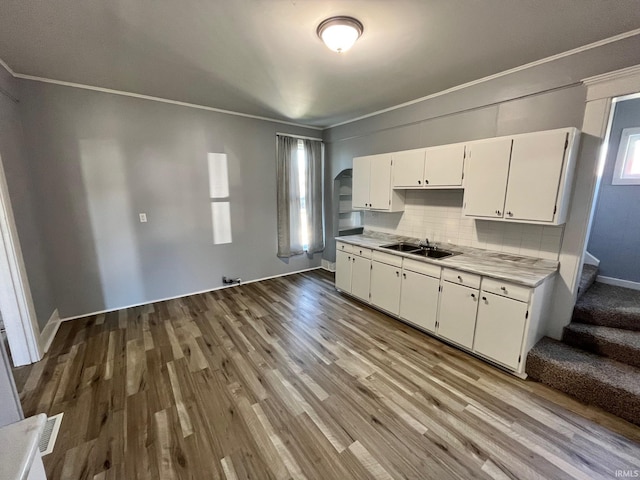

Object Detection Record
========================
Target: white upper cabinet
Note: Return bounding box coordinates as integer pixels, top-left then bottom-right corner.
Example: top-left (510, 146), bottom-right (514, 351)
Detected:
top-left (392, 149), bottom-right (426, 188)
top-left (352, 156), bottom-right (372, 209)
top-left (464, 127), bottom-right (579, 225)
top-left (463, 138), bottom-right (513, 219)
top-left (424, 143), bottom-right (465, 187)
top-left (504, 129), bottom-right (575, 223)
top-left (353, 154), bottom-right (405, 212)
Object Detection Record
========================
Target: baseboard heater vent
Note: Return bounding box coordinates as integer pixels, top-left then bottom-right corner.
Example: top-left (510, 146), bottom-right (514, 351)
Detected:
top-left (39, 412), bottom-right (63, 456)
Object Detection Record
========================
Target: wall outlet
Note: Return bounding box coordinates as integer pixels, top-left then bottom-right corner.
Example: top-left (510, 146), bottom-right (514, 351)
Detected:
top-left (139, 213), bottom-right (147, 223)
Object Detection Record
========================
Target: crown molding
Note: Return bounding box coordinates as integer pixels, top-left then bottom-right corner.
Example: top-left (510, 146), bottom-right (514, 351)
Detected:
top-left (326, 28), bottom-right (640, 129)
top-left (0, 57), bottom-right (16, 76)
top-left (582, 64), bottom-right (640, 102)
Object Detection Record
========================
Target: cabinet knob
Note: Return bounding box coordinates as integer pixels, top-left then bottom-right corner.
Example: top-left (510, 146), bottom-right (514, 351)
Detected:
top-left (352, 257), bottom-right (355, 263)
top-left (403, 273), bottom-right (406, 279)
top-left (347, 256), bottom-right (351, 260)
top-left (418, 180), bottom-right (421, 185)
top-left (500, 286), bottom-right (507, 291)
top-left (507, 211), bottom-right (513, 217)
top-left (457, 275), bottom-right (462, 281)
top-left (496, 210), bottom-right (501, 216)
top-left (470, 293), bottom-right (476, 299)
top-left (396, 271), bottom-right (400, 277)
top-left (482, 296), bottom-right (487, 302)
top-left (425, 179), bottom-right (429, 184)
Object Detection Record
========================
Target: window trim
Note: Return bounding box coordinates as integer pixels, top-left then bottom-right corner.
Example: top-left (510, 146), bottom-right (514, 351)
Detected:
top-left (612, 126), bottom-right (640, 185)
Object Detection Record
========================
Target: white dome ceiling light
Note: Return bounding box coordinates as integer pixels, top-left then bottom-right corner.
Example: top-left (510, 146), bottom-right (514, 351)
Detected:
top-left (317, 16), bottom-right (364, 53)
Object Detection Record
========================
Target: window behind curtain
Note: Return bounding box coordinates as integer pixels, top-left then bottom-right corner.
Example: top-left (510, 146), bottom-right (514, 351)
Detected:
top-left (276, 135), bottom-right (324, 258)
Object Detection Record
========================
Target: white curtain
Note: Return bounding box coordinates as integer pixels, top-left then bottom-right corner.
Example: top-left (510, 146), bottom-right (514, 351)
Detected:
top-left (276, 135), bottom-right (325, 258)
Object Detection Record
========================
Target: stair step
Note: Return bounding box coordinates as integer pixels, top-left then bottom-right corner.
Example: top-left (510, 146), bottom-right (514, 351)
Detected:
top-left (573, 282), bottom-right (640, 332)
top-left (577, 264), bottom-right (598, 300)
top-left (526, 337), bottom-right (640, 426)
top-left (563, 323), bottom-right (640, 369)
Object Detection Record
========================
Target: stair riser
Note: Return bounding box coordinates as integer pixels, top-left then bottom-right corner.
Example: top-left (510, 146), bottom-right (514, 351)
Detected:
top-left (562, 329), bottom-right (640, 369)
top-left (578, 265), bottom-right (599, 301)
top-left (526, 356), bottom-right (640, 426)
top-left (573, 308), bottom-right (640, 332)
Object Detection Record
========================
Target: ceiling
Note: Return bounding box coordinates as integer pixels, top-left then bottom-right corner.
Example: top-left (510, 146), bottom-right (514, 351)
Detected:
top-left (1, 1), bottom-right (640, 128)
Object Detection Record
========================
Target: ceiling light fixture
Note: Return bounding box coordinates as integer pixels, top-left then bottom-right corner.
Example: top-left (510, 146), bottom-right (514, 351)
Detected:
top-left (317, 16), bottom-right (363, 53)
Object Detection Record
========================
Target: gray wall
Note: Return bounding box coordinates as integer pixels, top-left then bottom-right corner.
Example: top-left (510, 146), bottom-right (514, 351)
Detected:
top-left (0, 69), bottom-right (55, 329)
top-left (18, 81), bottom-right (321, 319)
top-left (322, 34), bottom-right (640, 263)
top-left (587, 98), bottom-right (640, 282)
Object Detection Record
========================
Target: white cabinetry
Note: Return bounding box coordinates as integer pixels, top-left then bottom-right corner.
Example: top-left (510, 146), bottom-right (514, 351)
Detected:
top-left (424, 143), bottom-right (465, 187)
top-left (370, 252), bottom-right (402, 315)
top-left (335, 243), bottom-right (371, 301)
top-left (473, 291), bottom-right (528, 369)
top-left (391, 143), bottom-right (465, 189)
top-left (353, 154), bottom-right (404, 211)
top-left (437, 280), bottom-right (479, 349)
top-left (504, 129), bottom-right (575, 223)
top-left (392, 149), bottom-right (426, 188)
top-left (463, 138), bottom-right (512, 219)
top-left (399, 260), bottom-right (441, 333)
top-left (464, 128), bottom-right (579, 225)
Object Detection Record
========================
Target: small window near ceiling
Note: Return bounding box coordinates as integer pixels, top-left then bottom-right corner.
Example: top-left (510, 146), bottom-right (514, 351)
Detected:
top-left (613, 127), bottom-right (640, 185)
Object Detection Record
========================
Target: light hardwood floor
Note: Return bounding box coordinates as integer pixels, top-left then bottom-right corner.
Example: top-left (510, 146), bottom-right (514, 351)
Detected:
top-left (13, 270), bottom-right (640, 479)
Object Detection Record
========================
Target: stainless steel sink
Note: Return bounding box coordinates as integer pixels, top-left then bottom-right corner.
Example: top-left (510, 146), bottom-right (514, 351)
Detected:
top-left (410, 248), bottom-right (458, 259)
top-left (380, 242), bottom-right (421, 252)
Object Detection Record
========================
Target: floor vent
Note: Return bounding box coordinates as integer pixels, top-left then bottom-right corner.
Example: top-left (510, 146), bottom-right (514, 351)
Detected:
top-left (39, 412), bottom-right (63, 456)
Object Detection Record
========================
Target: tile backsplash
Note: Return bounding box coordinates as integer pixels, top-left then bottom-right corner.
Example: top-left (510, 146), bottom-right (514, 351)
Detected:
top-left (364, 190), bottom-right (563, 260)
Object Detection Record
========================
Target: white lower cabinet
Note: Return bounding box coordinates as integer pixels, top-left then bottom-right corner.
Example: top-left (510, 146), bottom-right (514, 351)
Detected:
top-left (437, 281), bottom-right (479, 349)
top-left (335, 250), bottom-right (352, 292)
top-left (370, 261), bottom-right (402, 316)
top-left (473, 291), bottom-right (528, 369)
top-left (351, 255), bottom-right (371, 302)
top-left (399, 269), bottom-right (440, 332)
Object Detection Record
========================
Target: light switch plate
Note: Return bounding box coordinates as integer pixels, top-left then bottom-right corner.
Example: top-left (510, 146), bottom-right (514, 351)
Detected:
top-left (139, 213), bottom-right (147, 223)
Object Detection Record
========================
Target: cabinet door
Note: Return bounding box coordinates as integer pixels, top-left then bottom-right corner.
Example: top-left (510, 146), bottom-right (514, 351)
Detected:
top-left (463, 138), bottom-right (512, 218)
top-left (504, 130), bottom-right (568, 222)
top-left (352, 156), bottom-right (370, 209)
top-left (335, 251), bottom-right (352, 293)
top-left (424, 143), bottom-right (465, 186)
top-left (399, 270), bottom-right (439, 332)
top-left (473, 291), bottom-right (528, 369)
top-left (369, 154), bottom-right (393, 210)
top-left (370, 261), bottom-right (402, 315)
top-left (351, 255), bottom-right (371, 302)
top-left (392, 149), bottom-right (425, 187)
top-left (437, 282), bottom-right (479, 348)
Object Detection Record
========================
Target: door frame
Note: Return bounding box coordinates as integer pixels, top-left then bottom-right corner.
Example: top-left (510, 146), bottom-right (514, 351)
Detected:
top-left (0, 153), bottom-right (42, 366)
top-left (545, 65), bottom-right (640, 339)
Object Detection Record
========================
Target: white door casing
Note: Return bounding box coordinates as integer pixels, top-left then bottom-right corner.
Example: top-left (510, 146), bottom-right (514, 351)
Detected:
top-left (0, 154), bottom-right (42, 366)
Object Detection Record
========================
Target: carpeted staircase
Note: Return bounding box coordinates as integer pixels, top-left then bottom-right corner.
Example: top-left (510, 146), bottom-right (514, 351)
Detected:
top-left (526, 264), bottom-right (640, 425)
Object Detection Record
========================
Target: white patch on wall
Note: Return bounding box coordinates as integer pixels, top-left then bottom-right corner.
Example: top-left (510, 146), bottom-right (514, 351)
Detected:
top-left (211, 202), bottom-right (232, 245)
top-left (207, 153), bottom-right (232, 244)
top-left (365, 190), bottom-right (563, 260)
top-left (208, 153), bottom-right (230, 198)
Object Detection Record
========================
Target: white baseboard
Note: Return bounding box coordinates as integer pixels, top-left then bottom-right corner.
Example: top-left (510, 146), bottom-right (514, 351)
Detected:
top-left (39, 309), bottom-right (60, 353)
top-left (583, 251), bottom-right (600, 267)
top-left (60, 266), bottom-right (322, 322)
top-left (321, 259), bottom-right (336, 272)
top-left (596, 275), bottom-right (640, 291)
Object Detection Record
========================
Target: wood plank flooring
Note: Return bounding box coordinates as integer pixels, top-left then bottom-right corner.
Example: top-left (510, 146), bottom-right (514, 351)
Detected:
top-left (13, 270), bottom-right (640, 479)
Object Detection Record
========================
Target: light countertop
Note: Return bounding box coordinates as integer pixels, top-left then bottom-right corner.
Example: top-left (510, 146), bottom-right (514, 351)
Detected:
top-left (336, 232), bottom-right (558, 288)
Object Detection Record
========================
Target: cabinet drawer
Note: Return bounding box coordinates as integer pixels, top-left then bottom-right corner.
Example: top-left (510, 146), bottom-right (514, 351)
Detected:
top-left (481, 278), bottom-right (530, 302)
top-left (442, 268), bottom-right (481, 289)
top-left (353, 246), bottom-right (372, 259)
top-left (336, 242), bottom-right (353, 254)
top-left (402, 258), bottom-right (441, 278)
top-left (372, 250), bottom-right (403, 267)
